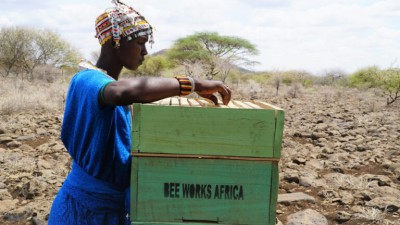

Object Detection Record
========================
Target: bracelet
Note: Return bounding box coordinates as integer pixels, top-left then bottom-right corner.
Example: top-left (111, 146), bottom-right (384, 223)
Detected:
top-left (187, 76), bottom-right (196, 93)
top-left (174, 76), bottom-right (195, 96)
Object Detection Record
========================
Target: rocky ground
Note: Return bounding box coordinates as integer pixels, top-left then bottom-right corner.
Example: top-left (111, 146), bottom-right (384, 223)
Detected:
top-left (0, 86), bottom-right (399, 225)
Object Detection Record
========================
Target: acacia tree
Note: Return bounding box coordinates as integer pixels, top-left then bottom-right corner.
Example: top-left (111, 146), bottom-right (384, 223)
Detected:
top-left (379, 68), bottom-right (400, 105)
top-left (167, 32), bottom-right (258, 80)
top-left (125, 55), bottom-right (173, 77)
top-left (0, 26), bottom-right (80, 80)
top-left (0, 27), bottom-right (31, 78)
top-left (349, 66), bottom-right (400, 106)
top-left (23, 29), bottom-right (80, 80)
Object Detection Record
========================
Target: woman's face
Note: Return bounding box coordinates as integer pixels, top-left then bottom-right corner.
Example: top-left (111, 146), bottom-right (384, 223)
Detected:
top-left (117, 35), bottom-right (148, 70)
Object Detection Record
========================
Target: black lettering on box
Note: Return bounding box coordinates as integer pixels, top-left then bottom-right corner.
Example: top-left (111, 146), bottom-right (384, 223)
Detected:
top-left (164, 183), bottom-right (169, 198)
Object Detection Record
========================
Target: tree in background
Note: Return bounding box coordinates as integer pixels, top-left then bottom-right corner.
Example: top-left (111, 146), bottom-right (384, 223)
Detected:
top-left (123, 55), bottom-right (173, 77)
top-left (349, 66), bottom-right (400, 105)
top-left (379, 68), bottom-right (400, 105)
top-left (0, 27), bottom-right (31, 78)
top-left (349, 66), bottom-right (380, 88)
top-left (319, 69), bottom-right (348, 86)
top-left (0, 26), bottom-right (80, 80)
top-left (167, 32), bottom-right (258, 81)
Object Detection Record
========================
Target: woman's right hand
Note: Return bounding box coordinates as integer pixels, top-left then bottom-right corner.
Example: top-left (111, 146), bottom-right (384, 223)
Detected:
top-left (193, 79), bottom-right (232, 105)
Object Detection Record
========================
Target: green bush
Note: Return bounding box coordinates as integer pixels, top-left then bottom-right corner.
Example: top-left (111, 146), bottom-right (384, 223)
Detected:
top-left (379, 68), bottom-right (400, 105)
top-left (349, 66), bottom-right (380, 88)
top-left (123, 55), bottom-right (174, 77)
top-left (348, 66), bottom-right (400, 105)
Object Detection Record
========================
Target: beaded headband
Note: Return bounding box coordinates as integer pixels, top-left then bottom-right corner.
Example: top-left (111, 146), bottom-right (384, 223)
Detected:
top-left (95, 0), bottom-right (154, 48)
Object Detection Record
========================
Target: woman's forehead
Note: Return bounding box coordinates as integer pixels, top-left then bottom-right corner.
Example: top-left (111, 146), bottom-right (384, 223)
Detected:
top-left (137, 36), bottom-right (149, 42)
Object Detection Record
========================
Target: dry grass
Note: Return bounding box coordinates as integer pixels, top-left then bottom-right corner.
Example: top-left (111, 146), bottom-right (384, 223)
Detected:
top-left (356, 207), bottom-right (385, 221)
top-left (326, 174), bottom-right (372, 190)
top-left (0, 78), bottom-right (68, 115)
top-left (0, 151), bottom-right (37, 174)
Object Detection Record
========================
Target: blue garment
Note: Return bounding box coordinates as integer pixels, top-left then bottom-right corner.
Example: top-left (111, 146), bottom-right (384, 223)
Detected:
top-left (49, 70), bottom-right (132, 225)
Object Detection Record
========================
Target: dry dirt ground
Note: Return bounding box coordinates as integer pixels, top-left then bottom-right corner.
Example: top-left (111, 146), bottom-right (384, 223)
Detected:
top-left (0, 86), bottom-right (399, 225)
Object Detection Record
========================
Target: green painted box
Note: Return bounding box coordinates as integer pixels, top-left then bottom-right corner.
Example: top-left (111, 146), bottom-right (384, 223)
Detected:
top-left (131, 98), bottom-right (284, 225)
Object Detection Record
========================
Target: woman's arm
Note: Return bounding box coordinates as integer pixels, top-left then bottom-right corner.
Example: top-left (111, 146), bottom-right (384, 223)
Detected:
top-left (100, 77), bottom-right (231, 106)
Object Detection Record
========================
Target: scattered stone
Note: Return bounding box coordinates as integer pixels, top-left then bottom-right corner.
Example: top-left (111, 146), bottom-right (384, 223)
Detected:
top-left (3, 204), bottom-right (34, 222)
top-left (283, 170), bottom-right (300, 184)
top-left (0, 189), bottom-right (13, 200)
top-left (286, 209), bottom-right (328, 225)
top-left (35, 128), bottom-right (48, 135)
top-left (278, 192), bottom-right (316, 204)
top-left (0, 199), bottom-right (19, 213)
top-left (293, 158), bottom-right (307, 165)
top-left (299, 176), bottom-right (326, 188)
top-left (32, 217), bottom-right (46, 225)
top-left (16, 134), bottom-right (36, 141)
top-left (0, 136), bottom-right (13, 144)
top-left (52, 144), bottom-right (65, 151)
top-left (6, 140), bottom-right (22, 148)
top-left (363, 174), bottom-right (392, 187)
top-left (37, 159), bottom-right (52, 170)
top-left (338, 191), bottom-right (354, 205)
top-left (312, 132), bottom-right (328, 140)
top-left (335, 211), bottom-right (352, 223)
top-left (366, 197), bottom-right (400, 212)
top-left (318, 189), bottom-right (339, 199)
top-left (306, 159), bottom-right (324, 170)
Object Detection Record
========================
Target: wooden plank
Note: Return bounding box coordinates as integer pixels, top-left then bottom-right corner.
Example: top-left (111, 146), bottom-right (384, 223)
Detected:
top-left (187, 98), bottom-right (201, 107)
top-left (130, 158), bottom-right (139, 221)
top-left (131, 105), bottom-right (141, 152)
top-left (132, 223), bottom-right (208, 225)
top-left (233, 100), bottom-right (253, 109)
top-left (196, 99), bottom-right (214, 107)
top-left (227, 101), bottom-right (239, 108)
top-left (135, 105), bottom-right (277, 158)
top-left (132, 153), bottom-right (280, 162)
top-left (254, 100), bottom-right (283, 110)
top-left (218, 104), bottom-right (228, 108)
top-left (244, 101), bottom-right (263, 109)
top-left (133, 157), bottom-right (273, 224)
top-left (180, 98), bottom-right (190, 107)
top-left (150, 100), bottom-right (162, 105)
top-left (159, 98), bottom-right (171, 106)
top-left (217, 98), bottom-right (228, 108)
top-left (170, 97), bottom-right (180, 106)
top-left (273, 110), bottom-right (284, 158)
top-left (269, 162), bottom-right (279, 225)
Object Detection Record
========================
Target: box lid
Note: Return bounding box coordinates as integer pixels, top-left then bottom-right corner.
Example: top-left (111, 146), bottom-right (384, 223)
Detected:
top-left (131, 97), bottom-right (284, 158)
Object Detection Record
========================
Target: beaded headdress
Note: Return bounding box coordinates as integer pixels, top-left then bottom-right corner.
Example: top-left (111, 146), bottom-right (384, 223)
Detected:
top-left (95, 0), bottom-right (154, 48)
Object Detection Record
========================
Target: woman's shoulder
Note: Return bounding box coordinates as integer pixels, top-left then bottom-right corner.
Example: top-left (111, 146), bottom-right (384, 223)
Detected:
top-left (71, 69), bottom-right (111, 85)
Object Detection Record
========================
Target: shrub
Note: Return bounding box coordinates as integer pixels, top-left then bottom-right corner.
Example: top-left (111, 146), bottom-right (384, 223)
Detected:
top-left (349, 66), bottom-right (380, 88)
top-left (379, 68), bottom-right (400, 105)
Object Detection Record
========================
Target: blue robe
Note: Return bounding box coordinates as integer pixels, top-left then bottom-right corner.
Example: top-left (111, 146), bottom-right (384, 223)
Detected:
top-left (49, 70), bottom-right (132, 225)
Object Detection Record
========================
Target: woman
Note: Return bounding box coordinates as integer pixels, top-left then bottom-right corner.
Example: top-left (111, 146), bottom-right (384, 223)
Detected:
top-left (48, 1), bottom-right (231, 224)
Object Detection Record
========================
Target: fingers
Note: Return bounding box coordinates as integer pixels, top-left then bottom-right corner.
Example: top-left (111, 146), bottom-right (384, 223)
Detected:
top-left (208, 95), bottom-right (219, 105)
top-left (219, 84), bottom-right (232, 105)
top-left (194, 79), bottom-right (232, 105)
top-left (199, 93), bottom-right (218, 105)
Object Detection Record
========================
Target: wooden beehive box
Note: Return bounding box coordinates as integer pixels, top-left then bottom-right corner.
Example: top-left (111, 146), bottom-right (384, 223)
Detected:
top-left (130, 97), bottom-right (284, 225)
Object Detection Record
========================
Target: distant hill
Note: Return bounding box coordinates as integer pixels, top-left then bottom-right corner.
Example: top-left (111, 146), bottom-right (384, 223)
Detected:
top-left (151, 49), bottom-right (168, 56)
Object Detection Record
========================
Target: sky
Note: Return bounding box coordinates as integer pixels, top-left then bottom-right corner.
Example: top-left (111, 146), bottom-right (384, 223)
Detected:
top-left (1, 0), bottom-right (400, 74)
